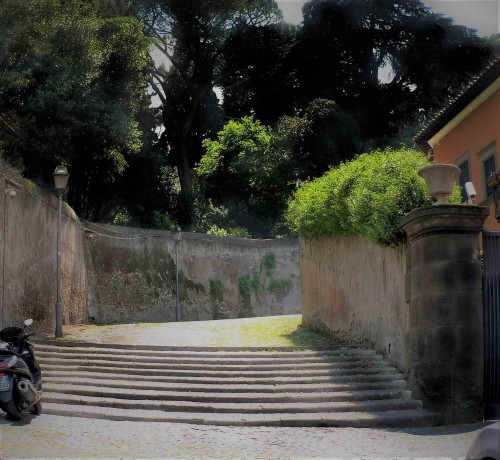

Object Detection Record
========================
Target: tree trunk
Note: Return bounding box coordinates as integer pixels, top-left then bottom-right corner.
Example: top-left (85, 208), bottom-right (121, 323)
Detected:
top-left (176, 145), bottom-right (195, 228)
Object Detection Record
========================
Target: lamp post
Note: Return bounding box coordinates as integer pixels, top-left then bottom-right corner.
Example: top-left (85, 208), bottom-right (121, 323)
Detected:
top-left (53, 165), bottom-right (69, 338)
top-left (487, 171), bottom-right (500, 223)
top-left (172, 227), bottom-right (181, 322)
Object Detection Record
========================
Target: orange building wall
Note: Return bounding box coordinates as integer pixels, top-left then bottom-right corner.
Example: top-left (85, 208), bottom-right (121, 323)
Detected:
top-left (432, 88), bottom-right (500, 231)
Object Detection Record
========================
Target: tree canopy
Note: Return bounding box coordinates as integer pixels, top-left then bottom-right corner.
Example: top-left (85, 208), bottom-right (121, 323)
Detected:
top-left (196, 100), bottom-right (362, 237)
top-left (0, 0), bottom-right (150, 220)
top-left (0, 0), bottom-right (495, 233)
top-left (131, 0), bottom-right (282, 227)
top-left (290, 0), bottom-right (493, 141)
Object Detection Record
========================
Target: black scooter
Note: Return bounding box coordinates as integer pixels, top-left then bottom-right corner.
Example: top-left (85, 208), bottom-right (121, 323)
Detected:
top-left (0, 318), bottom-right (42, 420)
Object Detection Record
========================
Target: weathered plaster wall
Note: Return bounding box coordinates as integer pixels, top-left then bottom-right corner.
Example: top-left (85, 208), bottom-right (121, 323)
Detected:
top-left (0, 172), bottom-right (87, 330)
top-left (85, 224), bottom-right (301, 324)
top-left (0, 164), bottom-right (300, 328)
top-left (300, 235), bottom-right (408, 368)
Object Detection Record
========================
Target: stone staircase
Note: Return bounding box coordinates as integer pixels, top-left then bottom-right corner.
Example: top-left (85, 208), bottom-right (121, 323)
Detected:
top-left (36, 342), bottom-right (440, 427)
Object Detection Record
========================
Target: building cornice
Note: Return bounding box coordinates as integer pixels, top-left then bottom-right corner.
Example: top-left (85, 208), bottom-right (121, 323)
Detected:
top-left (428, 79), bottom-right (499, 149)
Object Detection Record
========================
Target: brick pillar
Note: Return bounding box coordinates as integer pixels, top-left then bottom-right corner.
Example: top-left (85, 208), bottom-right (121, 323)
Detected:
top-left (401, 205), bottom-right (489, 424)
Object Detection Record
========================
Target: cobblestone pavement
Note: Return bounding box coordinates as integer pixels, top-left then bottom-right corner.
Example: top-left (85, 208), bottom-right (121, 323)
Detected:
top-left (0, 413), bottom-right (488, 459)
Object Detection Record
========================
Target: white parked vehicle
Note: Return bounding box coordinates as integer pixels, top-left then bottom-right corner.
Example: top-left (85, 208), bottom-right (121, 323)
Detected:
top-left (467, 422), bottom-right (500, 460)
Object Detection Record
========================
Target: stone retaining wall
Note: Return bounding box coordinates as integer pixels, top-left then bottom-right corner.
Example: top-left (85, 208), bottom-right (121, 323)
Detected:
top-left (85, 224), bottom-right (301, 324)
top-left (300, 235), bottom-right (408, 369)
top-left (0, 165), bottom-right (300, 328)
top-left (0, 172), bottom-right (87, 330)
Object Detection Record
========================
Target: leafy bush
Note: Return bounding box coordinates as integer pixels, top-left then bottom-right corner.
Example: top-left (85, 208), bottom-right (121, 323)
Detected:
top-left (268, 278), bottom-right (293, 296)
top-left (207, 225), bottom-right (251, 238)
top-left (238, 274), bottom-right (261, 297)
top-left (287, 147), bottom-right (461, 246)
top-left (209, 279), bottom-right (225, 303)
top-left (262, 251), bottom-right (276, 271)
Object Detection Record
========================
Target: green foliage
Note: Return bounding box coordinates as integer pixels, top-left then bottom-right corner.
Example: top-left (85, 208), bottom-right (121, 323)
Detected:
top-left (238, 273), bottom-right (261, 297)
top-left (151, 211), bottom-right (177, 231)
top-left (197, 115), bottom-right (290, 236)
top-left (267, 278), bottom-right (293, 296)
top-left (0, 0), bottom-right (150, 220)
top-left (113, 211), bottom-right (133, 227)
top-left (197, 102), bottom-right (363, 237)
top-left (207, 225), bottom-right (229, 236)
top-left (209, 279), bottom-right (225, 303)
top-left (293, 0), bottom-right (493, 143)
top-left (262, 252), bottom-right (276, 271)
top-left (221, 23), bottom-right (298, 125)
top-left (274, 99), bottom-right (362, 178)
top-left (238, 250), bottom-right (294, 299)
top-left (207, 225), bottom-right (251, 238)
top-left (287, 147), bottom-right (463, 246)
top-left (133, 0), bottom-right (282, 227)
top-left (176, 269), bottom-right (206, 301)
top-left (450, 183), bottom-right (464, 205)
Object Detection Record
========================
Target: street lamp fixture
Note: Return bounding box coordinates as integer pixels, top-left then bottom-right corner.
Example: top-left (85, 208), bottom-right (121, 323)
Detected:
top-left (172, 227), bottom-right (181, 322)
top-left (487, 171), bottom-right (500, 223)
top-left (53, 165), bottom-right (70, 191)
top-left (53, 165), bottom-right (69, 338)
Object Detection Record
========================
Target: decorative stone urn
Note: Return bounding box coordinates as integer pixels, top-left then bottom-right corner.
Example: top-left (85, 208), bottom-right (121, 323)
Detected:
top-left (418, 164), bottom-right (460, 205)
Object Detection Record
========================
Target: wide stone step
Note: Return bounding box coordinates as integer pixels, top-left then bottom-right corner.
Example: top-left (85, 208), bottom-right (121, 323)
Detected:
top-left (36, 350), bottom-right (383, 365)
top-left (36, 342), bottom-right (439, 428)
top-left (37, 356), bottom-right (386, 371)
top-left (42, 375), bottom-right (408, 393)
top-left (39, 363), bottom-right (398, 378)
top-left (43, 383), bottom-right (412, 403)
top-left (42, 402), bottom-right (440, 427)
top-left (43, 391), bottom-right (423, 414)
top-left (37, 343), bottom-right (377, 358)
top-left (41, 369), bottom-right (405, 385)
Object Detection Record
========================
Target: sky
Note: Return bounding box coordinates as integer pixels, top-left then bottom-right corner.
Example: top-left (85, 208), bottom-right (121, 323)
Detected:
top-left (278, 0), bottom-right (500, 37)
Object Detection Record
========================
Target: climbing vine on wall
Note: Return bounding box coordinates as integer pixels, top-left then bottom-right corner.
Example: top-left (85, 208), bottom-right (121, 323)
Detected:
top-left (238, 251), bottom-right (294, 300)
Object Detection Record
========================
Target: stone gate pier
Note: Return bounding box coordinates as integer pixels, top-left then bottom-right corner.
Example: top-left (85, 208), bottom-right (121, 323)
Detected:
top-left (402, 205), bottom-right (489, 424)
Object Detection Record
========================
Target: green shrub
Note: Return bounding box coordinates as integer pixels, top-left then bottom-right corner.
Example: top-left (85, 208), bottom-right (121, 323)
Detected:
top-left (268, 278), bottom-right (293, 296)
top-left (262, 251), bottom-right (276, 271)
top-left (207, 225), bottom-right (251, 238)
top-left (209, 279), bottom-right (225, 302)
top-left (287, 147), bottom-right (461, 246)
top-left (238, 274), bottom-right (261, 297)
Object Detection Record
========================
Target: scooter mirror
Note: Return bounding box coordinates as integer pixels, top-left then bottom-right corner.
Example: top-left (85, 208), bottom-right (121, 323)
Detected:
top-left (24, 319), bottom-right (33, 327)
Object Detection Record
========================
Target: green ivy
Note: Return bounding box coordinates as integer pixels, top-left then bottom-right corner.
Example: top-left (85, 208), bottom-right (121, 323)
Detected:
top-left (268, 278), bottom-right (293, 296)
top-left (262, 251), bottom-right (276, 271)
top-left (209, 279), bottom-right (225, 302)
top-left (238, 274), bottom-right (261, 297)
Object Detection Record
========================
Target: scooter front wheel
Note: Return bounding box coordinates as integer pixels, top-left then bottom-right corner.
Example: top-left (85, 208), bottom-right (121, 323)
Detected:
top-left (3, 399), bottom-right (21, 421)
top-left (29, 401), bottom-right (42, 415)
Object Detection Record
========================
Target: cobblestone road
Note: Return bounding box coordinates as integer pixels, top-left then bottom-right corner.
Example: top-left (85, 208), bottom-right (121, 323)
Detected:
top-left (0, 413), bottom-right (487, 459)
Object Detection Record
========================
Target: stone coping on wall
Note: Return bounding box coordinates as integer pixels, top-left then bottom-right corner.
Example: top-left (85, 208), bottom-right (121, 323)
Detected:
top-left (84, 222), bottom-right (298, 247)
top-left (401, 205), bottom-right (490, 241)
top-left (0, 167), bottom-right (79, 223)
